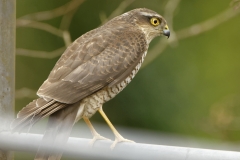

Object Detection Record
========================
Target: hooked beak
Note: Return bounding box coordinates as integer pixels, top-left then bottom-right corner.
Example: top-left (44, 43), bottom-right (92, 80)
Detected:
top-left (163, 25), bottom-right (170, 38)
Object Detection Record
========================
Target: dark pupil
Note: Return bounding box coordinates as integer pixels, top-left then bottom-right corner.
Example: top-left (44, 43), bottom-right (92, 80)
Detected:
top-left (154, 20), bottom-right (157, 24)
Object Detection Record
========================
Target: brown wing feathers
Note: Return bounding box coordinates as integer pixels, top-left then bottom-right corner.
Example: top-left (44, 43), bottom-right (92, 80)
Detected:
top-left (37, 27), bottom-right (146, 104)
top-left (12, 26), bottom-right (146, 132)
top-left (11, 24), bottom-right (146, 149)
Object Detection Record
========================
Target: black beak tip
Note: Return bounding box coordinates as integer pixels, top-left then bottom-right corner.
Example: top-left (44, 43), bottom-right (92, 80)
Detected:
top-left (163, 30), bottom-right (170, 39)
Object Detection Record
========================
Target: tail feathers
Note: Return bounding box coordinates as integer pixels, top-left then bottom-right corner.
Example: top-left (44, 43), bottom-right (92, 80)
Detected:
top-left (17, 98), bottom-right (54, 118)
top-left (11, 97), bottom-right (83, 160)
top-left (11, 98), bottom-right (66, 132)
top-left (34, 102), bottom-right (81, 160)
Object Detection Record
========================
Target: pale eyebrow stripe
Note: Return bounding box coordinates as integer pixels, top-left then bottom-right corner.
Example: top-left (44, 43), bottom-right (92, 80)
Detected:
top-left (139, 12), bottom-right (159, 17)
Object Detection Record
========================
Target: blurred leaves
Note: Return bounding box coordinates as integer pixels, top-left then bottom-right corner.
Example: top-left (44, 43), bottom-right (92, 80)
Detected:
top-left (231, 0), bottom-right (240, 10)
top-left (204, 94), bottom-right (240, 140)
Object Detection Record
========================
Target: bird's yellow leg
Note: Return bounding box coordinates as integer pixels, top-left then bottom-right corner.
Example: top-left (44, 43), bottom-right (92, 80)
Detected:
top-left (83, 117), bottom-right (110, 146)
top-left (98, 108), bottom-right (134, 149)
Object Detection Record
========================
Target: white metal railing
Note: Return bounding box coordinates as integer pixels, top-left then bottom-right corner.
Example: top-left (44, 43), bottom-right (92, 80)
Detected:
top-left (0, 132), bottom-right (240, 160)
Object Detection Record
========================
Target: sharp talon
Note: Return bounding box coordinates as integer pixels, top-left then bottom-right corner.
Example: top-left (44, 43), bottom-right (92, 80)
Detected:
top-left (110, 137), bottom-right (135, 149)
top-left (89, 134), bottom-right (111, 147)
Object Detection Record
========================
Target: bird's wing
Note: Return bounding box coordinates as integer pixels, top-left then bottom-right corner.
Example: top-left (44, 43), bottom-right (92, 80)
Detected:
top-left (37, 25), bottom-right (147, 104)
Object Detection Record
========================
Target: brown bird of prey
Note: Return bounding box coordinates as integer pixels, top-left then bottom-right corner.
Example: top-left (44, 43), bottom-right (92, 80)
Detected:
top-left (12, 8), bottom-right (170, 159)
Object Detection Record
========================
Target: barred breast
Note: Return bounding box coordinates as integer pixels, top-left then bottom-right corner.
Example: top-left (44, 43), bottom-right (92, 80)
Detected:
top-left (81, 50), bottom-right (148, 118)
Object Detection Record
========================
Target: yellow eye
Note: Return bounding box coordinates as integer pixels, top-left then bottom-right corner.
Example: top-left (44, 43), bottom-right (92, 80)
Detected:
top-left (150, 17), bottom-right (160, 26)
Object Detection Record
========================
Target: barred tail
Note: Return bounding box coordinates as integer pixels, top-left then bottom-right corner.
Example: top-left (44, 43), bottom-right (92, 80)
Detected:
top-left (11, 98), bottom-right (83, 160)
top-left (11, 98), bottom-right (67, 132)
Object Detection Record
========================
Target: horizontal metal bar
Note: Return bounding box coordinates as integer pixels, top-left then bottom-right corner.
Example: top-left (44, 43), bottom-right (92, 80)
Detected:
top-left (0, 132), bottom-right (240, 160)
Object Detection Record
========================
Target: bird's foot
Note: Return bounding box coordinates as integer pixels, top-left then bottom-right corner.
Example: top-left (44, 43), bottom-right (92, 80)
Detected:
top-left (110, 136), bottom-right (135, 149)
top-left (89, 133), bottom-right (111, 146)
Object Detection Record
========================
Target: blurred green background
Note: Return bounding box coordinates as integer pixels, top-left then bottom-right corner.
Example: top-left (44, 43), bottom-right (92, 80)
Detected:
top-left (15, 0), bottom-right (240, 159)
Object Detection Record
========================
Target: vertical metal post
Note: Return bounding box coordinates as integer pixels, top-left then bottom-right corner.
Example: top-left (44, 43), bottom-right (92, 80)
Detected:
top-left (0, 0), bottom-right (15, 159)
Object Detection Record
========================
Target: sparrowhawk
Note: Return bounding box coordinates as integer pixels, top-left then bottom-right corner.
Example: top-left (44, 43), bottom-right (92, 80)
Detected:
top-left (12, 8), bottom-right (170, 159)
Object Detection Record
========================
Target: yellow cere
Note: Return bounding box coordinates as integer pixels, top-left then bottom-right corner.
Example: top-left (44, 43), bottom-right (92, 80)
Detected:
top-left (165, 25), bottom-right (169, 30)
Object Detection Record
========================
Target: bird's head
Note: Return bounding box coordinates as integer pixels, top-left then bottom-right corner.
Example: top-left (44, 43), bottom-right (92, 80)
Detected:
top-left (122, 8), bottom-right (170, 43)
